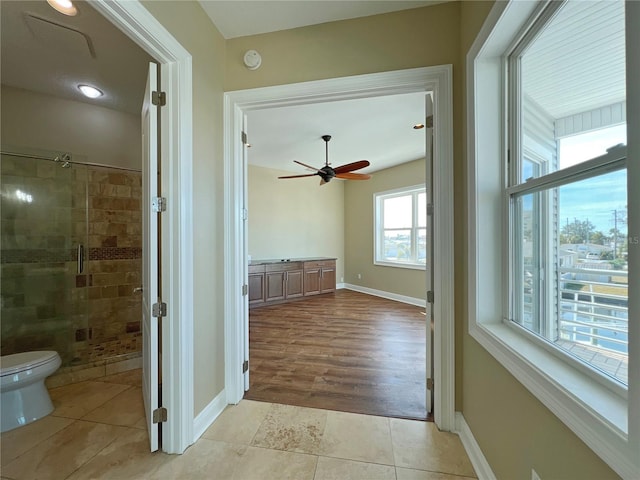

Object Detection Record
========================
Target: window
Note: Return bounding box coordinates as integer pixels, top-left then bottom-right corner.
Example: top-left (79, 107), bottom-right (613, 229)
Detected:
top-left (374, 186), bottom-right (426, 269)
top-left (509, 0), bottom-right (628, 389)
top-left (468, 0), bottom-right (638, 476)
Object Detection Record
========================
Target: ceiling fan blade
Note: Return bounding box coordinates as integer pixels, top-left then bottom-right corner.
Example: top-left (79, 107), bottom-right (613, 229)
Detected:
top-left (278, 173), bottom-right (318, 179)
top-left (333, 160), bottom-right (370, 174)
top-left (336, 172), bottom-right (372, 180)
top-left (294, 160), bottom-right (321, 173)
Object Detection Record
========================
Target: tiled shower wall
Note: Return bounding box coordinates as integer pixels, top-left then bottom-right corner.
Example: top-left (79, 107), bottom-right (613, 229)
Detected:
top-left (1, 155), bottom-right (142, 369)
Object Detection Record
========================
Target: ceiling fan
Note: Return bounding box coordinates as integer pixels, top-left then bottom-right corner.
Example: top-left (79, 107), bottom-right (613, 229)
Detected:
top-left (278, 135), bottom-right (372, 185)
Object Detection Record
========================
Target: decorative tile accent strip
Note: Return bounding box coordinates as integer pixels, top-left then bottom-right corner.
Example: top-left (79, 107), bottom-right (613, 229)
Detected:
top-left (1, 249), bottom-right (75, 264)
top-left (1, 247), bottom-right (142, 263)
top-left (88, 247), bottom-right (142, 261)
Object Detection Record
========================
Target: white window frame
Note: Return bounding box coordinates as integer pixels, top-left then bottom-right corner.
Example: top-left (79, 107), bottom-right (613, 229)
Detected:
top-left (466, 1), bottom-right (639, 478)
top-left (374, 185), bottom-right (426, 270)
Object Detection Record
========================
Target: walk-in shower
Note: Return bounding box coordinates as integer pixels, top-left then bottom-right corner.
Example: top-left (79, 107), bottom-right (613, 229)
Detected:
top-left (1, 149), bottom-right (143, 384)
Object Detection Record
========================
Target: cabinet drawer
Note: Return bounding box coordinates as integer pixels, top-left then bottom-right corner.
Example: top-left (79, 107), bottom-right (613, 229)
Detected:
top-left (266, 262), bottom-right (303, 272)
top-left (249, 264), bottom-right (265, 274)
top-left (304, 260), bottom-right (335, 269)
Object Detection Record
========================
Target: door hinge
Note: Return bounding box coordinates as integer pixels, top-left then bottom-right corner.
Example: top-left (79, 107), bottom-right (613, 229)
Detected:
top-left (427, 204), bottom-right (434, 216)
top-left (242, 284), bottom-right (248, 296)
top-left (425, 115), bottom-right (434, 128)
top-left (242, 360), bottom-right (249, 373)
top-left (427, 290), bottom-right (434, 304)
top-left (152, 91), bottom-right (166, 106)
top-left (427, 378), bottom-right (434, 390)
top-left (242, 208), bottom-right (248, 221)
top-left (152, 196), bottom-right (167, 213)
top-left (153, 407), bottom-right (167, 423)
top-left (242, 131), bottom-right (248, 145)
top-left (152, 302), bottom-right (167, 318)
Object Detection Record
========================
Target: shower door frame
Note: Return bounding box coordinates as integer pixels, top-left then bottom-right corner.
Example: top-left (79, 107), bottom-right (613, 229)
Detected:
top-left (90, 0), bottom-right (194, 454)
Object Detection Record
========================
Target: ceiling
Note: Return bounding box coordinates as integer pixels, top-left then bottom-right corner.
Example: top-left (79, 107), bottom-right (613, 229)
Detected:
top-left (247, 93), bottom-right (426, 175)
top-left (199, 1), bottom-right (441, 39)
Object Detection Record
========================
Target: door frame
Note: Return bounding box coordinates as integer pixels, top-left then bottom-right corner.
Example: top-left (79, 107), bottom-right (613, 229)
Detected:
top-left (90, 0), bottom-right (194, 454)
top-left (223, 66), bottom-right (456, 431)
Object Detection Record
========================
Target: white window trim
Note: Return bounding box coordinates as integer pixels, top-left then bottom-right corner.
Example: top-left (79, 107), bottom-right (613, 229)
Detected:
top-left (374, 185), bottom-right (427, 270)
top-left (466, 1), bottom-right (639, 478)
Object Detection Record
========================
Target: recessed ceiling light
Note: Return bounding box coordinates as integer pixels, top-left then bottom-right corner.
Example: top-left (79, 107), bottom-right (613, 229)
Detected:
top-left (46, 0), bottom-right (78, 16)
top-left (413, 123), bottom-right (425, 130)
top-left (78, 85), bottom-right (103, 99)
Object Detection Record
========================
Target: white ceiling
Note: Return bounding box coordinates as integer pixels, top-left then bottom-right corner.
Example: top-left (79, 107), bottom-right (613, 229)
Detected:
top-left (198, 1), bottom-right (441, 39)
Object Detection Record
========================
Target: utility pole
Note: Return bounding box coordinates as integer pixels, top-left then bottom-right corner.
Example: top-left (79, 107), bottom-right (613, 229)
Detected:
top-left (612, 209), bottom-right (618, 259)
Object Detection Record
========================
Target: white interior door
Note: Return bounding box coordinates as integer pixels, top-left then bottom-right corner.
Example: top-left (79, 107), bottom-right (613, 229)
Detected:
top-left (242, 113), bottom-right (250, 391)
top-left (425, 92), bottom-right (435, 414)
top-left (142, 62), bottom-right (160, 451)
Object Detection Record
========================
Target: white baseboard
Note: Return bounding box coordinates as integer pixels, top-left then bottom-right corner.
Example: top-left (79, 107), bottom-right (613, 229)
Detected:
top-left (343, 283), bottom-right (426, 307)
top-left (193, 389), bottom-right (227, 442)
top-left (455, 412), bottom-right (497, 480)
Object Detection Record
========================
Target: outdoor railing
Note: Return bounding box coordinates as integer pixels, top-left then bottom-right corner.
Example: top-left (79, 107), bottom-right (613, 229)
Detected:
top-left (557, 265), bottom-right (628, 354)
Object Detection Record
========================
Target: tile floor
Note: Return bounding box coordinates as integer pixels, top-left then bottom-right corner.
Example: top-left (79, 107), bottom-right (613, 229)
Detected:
top-left (1, 369), bottom-right (476, 479)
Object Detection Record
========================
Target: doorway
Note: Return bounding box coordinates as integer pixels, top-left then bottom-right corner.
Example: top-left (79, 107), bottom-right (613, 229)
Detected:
top-left (224, 65), bottom-right (456, 431)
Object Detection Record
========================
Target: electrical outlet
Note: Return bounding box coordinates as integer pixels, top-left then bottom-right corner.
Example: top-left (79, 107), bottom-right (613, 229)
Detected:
top-left (340, 277), bottom-right (344, 282)
top-left (357, 273), bottom-right (362, 279)
top-left (531, 469), bottom-right (542, 480)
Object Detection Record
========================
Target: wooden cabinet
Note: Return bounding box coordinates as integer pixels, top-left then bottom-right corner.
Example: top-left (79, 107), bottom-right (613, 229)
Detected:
top-left (264, 262), bottom-right (303, 302)
top-left (249, 258), bottom-right (335, 308)
top-left (303, 260), bottom-right (336, 296)
top-left (248, 264), bottom-right (266, 306)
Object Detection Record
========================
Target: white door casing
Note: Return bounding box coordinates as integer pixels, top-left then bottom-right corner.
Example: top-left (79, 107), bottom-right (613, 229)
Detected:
top-left (142, 61), bottom-right (160, 452)
top-left (224, 66), bottom-right (456, 431)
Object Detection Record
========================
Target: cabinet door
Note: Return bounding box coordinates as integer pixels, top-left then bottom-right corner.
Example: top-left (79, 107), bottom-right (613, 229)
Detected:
top-left (265, 271), bottom-right (286, 301)
top-left (304, 268), bottom-right (321, 296)
top-left (286, 270), bottom-right (304, 298)
top-left (248, 273), bottom-right (265, 306)
top-left (320, 267), bottom-right (336, 293)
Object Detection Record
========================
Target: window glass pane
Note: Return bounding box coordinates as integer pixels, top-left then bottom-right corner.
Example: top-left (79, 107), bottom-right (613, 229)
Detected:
top-left (513, 170), bottom-right (628, 386)
top-left (519, 0), bottom-right (625, 181)
top-left (417, 228), bottom-right (427, 264)
top-left (558, 124), bottom-right (626, 169)
top-left (383, 230), bottom-right (411, 261)
top-left (383, 195), bottom-right (412, 228)
top-left (417, 192), bottom-right (427, 227)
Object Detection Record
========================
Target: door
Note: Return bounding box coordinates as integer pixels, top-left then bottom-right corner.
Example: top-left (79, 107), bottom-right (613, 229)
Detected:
top-left (142, 62), bottom-right (160, 451)
top-left (242, 113), bottom-right (250, 391)
top-left (425, 93), bottom-right (435, 414)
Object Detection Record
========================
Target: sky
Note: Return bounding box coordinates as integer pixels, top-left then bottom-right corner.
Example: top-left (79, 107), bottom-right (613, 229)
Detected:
top-left (557, 125), bottom-right (627, 234)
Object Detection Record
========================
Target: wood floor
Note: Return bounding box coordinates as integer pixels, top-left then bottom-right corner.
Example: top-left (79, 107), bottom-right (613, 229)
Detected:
top-left (245, 289), bottom-right (429, 420)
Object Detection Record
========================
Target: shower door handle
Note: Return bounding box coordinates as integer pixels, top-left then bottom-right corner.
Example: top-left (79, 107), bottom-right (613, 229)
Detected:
top-left (77, 244), bottom-right (84, 274)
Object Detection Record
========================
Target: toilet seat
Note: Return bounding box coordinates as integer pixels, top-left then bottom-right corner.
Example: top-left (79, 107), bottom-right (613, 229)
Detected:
top-left (0, 351), bottom-right (60, 377)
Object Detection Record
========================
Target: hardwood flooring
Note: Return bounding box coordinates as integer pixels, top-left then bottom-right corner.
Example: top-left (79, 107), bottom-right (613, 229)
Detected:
top-left (245, 289), bottom-right (429, 420)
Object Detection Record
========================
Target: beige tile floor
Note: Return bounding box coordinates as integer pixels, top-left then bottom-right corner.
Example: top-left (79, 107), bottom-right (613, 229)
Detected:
top-left (1, 369), bottom-right (476, 479)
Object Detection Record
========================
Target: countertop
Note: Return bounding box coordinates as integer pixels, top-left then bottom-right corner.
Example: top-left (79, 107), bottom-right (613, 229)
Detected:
top-left (249, 257), bottom-right (336, 266)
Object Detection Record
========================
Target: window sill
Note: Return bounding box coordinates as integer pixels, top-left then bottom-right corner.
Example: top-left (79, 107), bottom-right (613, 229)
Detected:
top-left (469, 320), bottom-right (636, 477)
top-left (373, 260), bottom-right (426, 271)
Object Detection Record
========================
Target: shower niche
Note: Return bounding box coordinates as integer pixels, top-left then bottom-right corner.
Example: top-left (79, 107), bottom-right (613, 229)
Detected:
top-left (1, 150), bottom-right (143, 382)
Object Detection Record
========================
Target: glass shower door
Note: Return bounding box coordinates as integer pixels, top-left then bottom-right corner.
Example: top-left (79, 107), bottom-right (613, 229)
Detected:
top-left (1, 152), bottom-right (88, 367)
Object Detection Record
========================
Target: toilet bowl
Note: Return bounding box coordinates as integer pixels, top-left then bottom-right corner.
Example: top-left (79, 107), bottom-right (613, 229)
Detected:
top-left (0, 351), bottom-right (61, 432)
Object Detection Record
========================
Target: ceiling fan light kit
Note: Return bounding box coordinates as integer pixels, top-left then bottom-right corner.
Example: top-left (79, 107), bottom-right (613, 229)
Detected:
top-left (278, 134), bottom-right (371, 185)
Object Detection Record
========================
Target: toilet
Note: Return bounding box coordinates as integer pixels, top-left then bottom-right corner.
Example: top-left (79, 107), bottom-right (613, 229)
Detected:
top-left (0, 351), bottom-right (61, 432)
